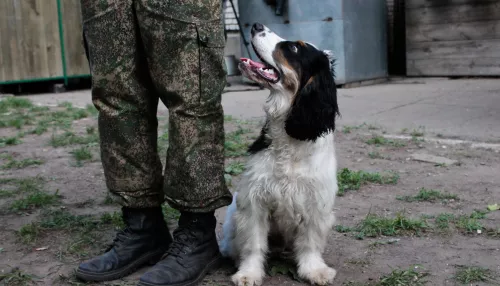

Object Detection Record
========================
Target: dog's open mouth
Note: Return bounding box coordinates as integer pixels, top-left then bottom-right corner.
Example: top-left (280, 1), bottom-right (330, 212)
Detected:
top-left (240, 56), bottom-right (280, 84)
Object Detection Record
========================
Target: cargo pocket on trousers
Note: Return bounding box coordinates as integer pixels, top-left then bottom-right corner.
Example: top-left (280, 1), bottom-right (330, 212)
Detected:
top-left (195, 20), bottom-right (227, 106)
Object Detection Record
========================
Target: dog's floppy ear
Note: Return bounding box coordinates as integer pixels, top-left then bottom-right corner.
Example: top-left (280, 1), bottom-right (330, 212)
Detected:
top-left (284, 56), bottom-right (339, 142)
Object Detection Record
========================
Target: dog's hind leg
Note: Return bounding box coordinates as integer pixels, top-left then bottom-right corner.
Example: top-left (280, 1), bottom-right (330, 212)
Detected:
top-left (231, 203), bottom-right (270, 286)
top-left (294, 212), bottom-right (337, 285)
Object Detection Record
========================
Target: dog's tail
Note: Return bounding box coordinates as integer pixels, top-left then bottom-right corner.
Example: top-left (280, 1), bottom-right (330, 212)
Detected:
top-left (219, 192), bottom-right (238, 258)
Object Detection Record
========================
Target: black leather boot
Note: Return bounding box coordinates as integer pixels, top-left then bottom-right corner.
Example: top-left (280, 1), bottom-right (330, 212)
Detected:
top-left (76, 207), bottom-right (172, 282)
top-left (138, 211), bottom-right (222, 286)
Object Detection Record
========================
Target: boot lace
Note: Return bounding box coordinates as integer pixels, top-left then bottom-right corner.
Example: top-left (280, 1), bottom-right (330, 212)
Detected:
top-left (162, 219), bottom-right (199, 260)
top-left (105, 227), bottom-right (132, 252)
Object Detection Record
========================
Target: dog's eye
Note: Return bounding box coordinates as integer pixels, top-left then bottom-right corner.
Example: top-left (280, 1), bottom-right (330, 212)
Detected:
top-left (290, 45), bottom-right (298, 53)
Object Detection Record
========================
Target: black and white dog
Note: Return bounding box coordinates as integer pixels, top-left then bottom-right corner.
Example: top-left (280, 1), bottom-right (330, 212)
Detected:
top-left (220, 23), bottom-right (340, 286)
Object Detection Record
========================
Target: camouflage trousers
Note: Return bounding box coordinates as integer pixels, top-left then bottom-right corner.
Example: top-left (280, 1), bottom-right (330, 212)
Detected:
top-left (80, 0), bottom-right (232, 212)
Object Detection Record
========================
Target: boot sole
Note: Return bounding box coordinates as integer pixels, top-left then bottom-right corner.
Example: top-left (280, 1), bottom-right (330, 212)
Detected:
top-left (75, 249), bottom-right (165, 282)
top-left (137, 253), bottom-right (222, 286)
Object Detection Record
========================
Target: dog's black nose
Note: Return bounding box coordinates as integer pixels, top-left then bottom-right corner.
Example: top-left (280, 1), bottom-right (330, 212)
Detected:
top-left (251, 23), bottom-right (265, 37)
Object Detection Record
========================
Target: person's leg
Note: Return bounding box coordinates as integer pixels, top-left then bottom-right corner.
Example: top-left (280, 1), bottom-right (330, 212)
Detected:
top-left (76, 0), bottom-right (172, 282)
top-left (134, 0), bottom-right (232, 285)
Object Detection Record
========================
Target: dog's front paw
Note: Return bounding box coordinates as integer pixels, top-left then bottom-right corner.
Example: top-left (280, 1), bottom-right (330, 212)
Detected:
top-left (231, 270), bottom-right (264, 286)
top-left (301, 266), bottom-right (337, 285)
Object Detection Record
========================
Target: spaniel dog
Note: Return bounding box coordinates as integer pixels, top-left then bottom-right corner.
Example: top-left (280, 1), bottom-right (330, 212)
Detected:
top-left (220, 22), bottom-right (340, 286)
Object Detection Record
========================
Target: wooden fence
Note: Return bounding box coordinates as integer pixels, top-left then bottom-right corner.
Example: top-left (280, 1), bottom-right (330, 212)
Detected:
top-left (405, 0), bottom-right (500, 76)
top-left (0, 0), bottom-right (89, 85)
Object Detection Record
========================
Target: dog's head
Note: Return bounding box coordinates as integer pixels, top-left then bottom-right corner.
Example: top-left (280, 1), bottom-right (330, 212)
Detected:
top-left (239, 23), bottom-right (339, 142)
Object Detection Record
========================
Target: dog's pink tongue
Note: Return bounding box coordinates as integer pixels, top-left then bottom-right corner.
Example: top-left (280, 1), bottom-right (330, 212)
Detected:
top-left (241, 58), bottom-right (266, 69)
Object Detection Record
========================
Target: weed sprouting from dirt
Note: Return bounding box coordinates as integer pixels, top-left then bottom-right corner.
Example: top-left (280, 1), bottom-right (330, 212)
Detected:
top-left (0, 98), bottom-right (97, 136)
top-left (162, 203), bottom-right (181, 221)
top-left (455, 215), bottom-right (483, 234)
top-left (102, 194), bottom-right (115, 205)
top-left (0, 176), bottom-right (45, 194)
top-left (70, 146), bottom-right (93, 166)
top-left (368, 151), bottom-right (385, 159)
top-left (410, 129), bottom-right (425, 138)
top-left (396, 188), bottom-right (458, 203)
top-left (469, 209), bottom-right (488, 219)
top-left (85, 104), bottom-right (99, 116)
top-left (0, 97), bottom-right (33, 112)
top-left (337, 168), bottom-right (399, 196)
top-left (100, 211), bottom-right (125, 229)
top-left (366, 135), bottom-right (407, 147)
top-left (10, 190), bottom-right (60, 211)
top-left (435, 213), bottom-right (455, 230)
top-left (225, 161), bottom-right (246, 176)
top-left (1, 177), bottom-right (59, 212)
top-left (0, 267), bottom-right (37, 285)
top-left (454, 266), bottom-right (495, 284)
top-left (49, 131), bottom-right (99, 147)
top-left (335, 225), bottom-right (353, 233)
top-left (225, 127), bottom-right (253, 157)
top-left (429, 211), bottom-right (488, 234)
top-left (1, 158), bottom-right (44, 170)
top-left (17, 209), bottom-right (126, 248)
top-left (0, 136), bottom-right (22, 146)
top-left (158, 131), bottom-right (169, 155)
top-left (18, 223), bottom-right (41, 244)
top-left (378, 265), bottom-right (429, 286)
top-left (354, 213), bottom-right (427, 239)
top-left (344, 265), bottom-right (429, 286)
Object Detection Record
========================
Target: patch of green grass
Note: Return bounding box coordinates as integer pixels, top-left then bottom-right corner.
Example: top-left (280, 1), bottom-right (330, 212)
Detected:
top-left (0, 97), bottom-right (33, 112)
top-left (39, 209), bottom-right (95, 230)
top-left (18, 209), bottom-right (126, 246)
top-left (225, 161), bottom-right (246, 175)
top-left (86, 126), bottom-right (96, 135)
top-left (85, 104), bottom-right (99, 116)
top-left (18, 223), bottom-right (41, 244)
top-left (470, 209), bottom-right (488, 219)
top-left (366, 135), bottom-right (407, 147)
top-left (0, 190), bottom-right (15, 198)
top-left (2, 158), bottom-right (43, 170)
top-left (0, 98), bottom-right (94, 133)
top-left (49, 131), bottom-right (99, 147)
top-left (485, 228), bottom-right (500, 238)
top-left (368, 151), bottom-right (385, 159)
top-left (396, 188), bottom-right (458, 203)
top-left (337, 168), bottom-right (399, 196)
top-left (0, 112), bottom-right (36, 129)
top-left (162, 203), bottom-right (181, 221)
top-left (0, 268), bottom-right (37, 285)
top-left (70, 146), bottom-right (93, 166)
top-left (369, 238), bottom-right (400, 248)
top-left (354, 213), bottom-right (427, 239)
top-left (342, 125), bottom-right (356, 134)
top-left (225, 127), bottom-right (252, 157)
top-left (158, 131), bottom-right (169, 155)
top-left (102, 194), bottom-right (115, 205)
top-left (435, 213), bottom-right (455, 230)
top-left (10, 190), bottom-right (60, 211)
top-left (454, 266), bottom-right (495, 284)
top-left (335, 225), bottom-right (352, 233)
top-left (100, 211), bottom-right (125, 229)
top-left (455, 215), bottom-right (482, 233)
top-left (410, 129), bottom-right (425, 137)
top-left (0, 136), bottom-right (22, 146)
top-left (0, 177), bottom-right (45, 194)
top-left (29, 120), bottom-right (50, 135)
top-left (378, 265), bottom-right (429, 286)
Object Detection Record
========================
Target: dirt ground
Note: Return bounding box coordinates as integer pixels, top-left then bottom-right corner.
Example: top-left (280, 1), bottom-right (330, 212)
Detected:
top-left (0, 96), bottom-right (499, 286)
